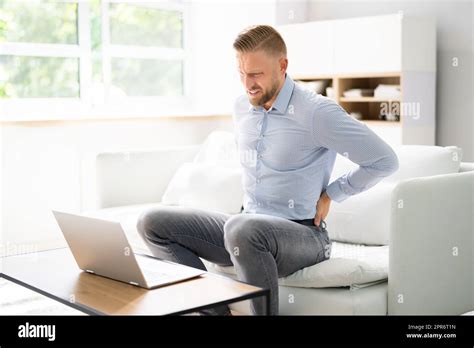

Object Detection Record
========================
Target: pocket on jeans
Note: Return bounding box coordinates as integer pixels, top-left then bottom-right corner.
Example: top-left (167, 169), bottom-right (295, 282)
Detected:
top-left (313, 222), bottom-right (328, 235)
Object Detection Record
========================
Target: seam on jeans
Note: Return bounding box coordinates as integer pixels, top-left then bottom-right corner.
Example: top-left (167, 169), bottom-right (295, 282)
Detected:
top-left (257, 249), bottom-right (274, 313)
top-left (167, 243), bottom-right (182, 264)
top-left (323, 239), bottom-right (332, 260)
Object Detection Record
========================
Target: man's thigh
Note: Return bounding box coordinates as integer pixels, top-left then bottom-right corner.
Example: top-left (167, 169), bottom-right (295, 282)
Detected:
top-left (226, 214), bottom-right (331, 277)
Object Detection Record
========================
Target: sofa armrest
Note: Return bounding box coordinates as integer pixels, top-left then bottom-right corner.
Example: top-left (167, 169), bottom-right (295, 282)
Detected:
top-left (89, 145), bottom-right (200, 209)
top-left (388, 171), bottom-right (473, 314)
top-left (460, 162), bottom-right (474, 173)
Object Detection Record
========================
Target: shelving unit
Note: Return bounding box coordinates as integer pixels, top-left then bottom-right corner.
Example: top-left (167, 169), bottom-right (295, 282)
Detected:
top-left (296, 72), bottom-right (401, 122)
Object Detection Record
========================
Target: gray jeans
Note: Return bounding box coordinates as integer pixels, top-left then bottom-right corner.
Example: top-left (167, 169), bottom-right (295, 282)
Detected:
top-left (136, 206), bottom-right (332, 315)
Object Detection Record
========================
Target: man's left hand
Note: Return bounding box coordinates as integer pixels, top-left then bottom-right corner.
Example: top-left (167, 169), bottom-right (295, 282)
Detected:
top-left (314, 191), bottom-right (331, 227)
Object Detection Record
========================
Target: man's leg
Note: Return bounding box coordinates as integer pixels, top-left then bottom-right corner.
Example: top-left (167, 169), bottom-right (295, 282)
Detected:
top-left (223, 214), bottom-right (332, 315)
top-left (136, 206), bottom-right (233, 315)
top-left (136, 206), bottom-right (232, 270)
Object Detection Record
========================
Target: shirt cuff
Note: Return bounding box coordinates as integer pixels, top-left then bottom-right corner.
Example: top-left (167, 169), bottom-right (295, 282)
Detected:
top-left (325, 181), bottom-right (350, 203)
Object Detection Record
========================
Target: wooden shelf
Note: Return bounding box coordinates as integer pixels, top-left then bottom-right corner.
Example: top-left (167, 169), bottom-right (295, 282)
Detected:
top-left (361, 120), bottom-right (401, 126)
top-left (293, 71), bottom-right (402, 80)
top-left (291, 72), bottom-right (414, 144)
top-left (339, 97), bottom-right (401, 102)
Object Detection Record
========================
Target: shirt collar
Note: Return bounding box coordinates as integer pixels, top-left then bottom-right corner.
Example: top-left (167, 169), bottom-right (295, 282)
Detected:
top-left (248, 74), bottom-right (295, 114)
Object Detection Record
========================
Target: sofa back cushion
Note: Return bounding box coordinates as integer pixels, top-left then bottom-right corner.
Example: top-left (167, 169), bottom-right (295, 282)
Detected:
top-left (95, 146), bottom-right (199, 209)
top-left (193, 130), bottom-right (239, 165)
top-left (330, 145), bottom-right (462, 186)
top-left (326, 145), bottom-right (462, 245)
top-left (160, 131), bottom-right (244, 214)
top-left (161, 162), bottom-right (244, 214)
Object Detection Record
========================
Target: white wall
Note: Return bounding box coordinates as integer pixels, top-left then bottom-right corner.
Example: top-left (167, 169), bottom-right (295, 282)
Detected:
top-left (187, 0), bottom-right (309, 113)
top-left (275, 0), bottom-right (309, 24)
top-left (188, 1), bottom-right (278, 113)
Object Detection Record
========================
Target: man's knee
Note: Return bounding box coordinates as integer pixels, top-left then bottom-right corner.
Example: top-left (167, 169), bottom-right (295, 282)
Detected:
top-left (136, 207), bottom-right (174, 241)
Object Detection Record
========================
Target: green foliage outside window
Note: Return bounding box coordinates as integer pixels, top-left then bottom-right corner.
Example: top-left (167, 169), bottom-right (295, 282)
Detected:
top-left (0, 0), bottom-right (184, 99)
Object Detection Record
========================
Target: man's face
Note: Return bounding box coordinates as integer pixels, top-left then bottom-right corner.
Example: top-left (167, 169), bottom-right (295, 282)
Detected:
top-left (237, 50), bottom-right (285, 107)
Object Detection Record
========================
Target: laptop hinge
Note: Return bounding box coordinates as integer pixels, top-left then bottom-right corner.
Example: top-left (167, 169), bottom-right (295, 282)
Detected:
top-left (85, 269), bottom-right (95, 274)
top-left (129, 281), bottom-right (140, 286)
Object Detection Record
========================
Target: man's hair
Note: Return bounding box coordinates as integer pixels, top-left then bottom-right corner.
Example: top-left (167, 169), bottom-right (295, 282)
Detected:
top-left (233, 25), bottom-right (287, 57)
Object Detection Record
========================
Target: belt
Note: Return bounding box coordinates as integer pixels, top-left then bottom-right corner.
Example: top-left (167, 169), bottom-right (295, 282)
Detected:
top-left (290, 219), bottom-right (327, 231)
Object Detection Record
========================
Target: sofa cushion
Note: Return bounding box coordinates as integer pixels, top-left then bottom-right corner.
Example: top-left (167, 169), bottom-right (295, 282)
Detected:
top-left (327, 145), bottom-right (462, 245)
top-left (202, 241), bottom-right (389, 288)
top-left (158, 131), bottom-right (243, 214)
top-left (161, 162), bottom-right (244, 214)
top-left (94, 146), bottom-right (199, 209)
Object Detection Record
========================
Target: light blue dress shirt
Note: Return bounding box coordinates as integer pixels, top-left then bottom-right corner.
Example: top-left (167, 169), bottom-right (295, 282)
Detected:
top-left (233, 74), bottom-right (399, 220)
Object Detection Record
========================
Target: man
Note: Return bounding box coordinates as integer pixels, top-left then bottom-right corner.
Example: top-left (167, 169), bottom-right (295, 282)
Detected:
top-left (137, 25), bottom-right (399, 315)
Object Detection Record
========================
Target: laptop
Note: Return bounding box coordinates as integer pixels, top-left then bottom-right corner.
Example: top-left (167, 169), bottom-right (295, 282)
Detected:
top-left (52, 210), bottom-right (205, 289)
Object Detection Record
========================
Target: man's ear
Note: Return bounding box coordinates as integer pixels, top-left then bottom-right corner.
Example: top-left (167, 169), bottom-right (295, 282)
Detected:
top-left (279, 57), bottom-right (288, 74)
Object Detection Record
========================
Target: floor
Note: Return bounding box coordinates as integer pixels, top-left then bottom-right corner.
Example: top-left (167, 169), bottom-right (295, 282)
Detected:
top-left (0, 277), bottom-right (85, 315)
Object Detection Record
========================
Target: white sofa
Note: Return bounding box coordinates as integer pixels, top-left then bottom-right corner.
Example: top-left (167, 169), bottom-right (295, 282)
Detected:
top-left (83, 132), bottom-right (474, 315)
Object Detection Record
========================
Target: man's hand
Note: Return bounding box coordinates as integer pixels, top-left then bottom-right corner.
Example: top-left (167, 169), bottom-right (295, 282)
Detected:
top-left (314, 191), bottom-right (331, 227)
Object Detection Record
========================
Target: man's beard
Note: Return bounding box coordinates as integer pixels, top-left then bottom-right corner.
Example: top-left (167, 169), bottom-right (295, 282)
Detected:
top-left (249, 77), bottom-right (279, 107)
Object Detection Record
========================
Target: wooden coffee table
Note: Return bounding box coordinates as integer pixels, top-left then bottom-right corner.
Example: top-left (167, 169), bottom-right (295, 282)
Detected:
top-left (0, 248), bottom-right (269, 315)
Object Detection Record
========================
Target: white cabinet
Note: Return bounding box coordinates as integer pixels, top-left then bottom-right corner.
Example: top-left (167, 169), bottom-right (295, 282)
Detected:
top-left (281, 20), bottom-right (334, 77)
top-left (279, 14), bottom-right (434, 75)
top-left (332, 15), bottom-right (402, 73)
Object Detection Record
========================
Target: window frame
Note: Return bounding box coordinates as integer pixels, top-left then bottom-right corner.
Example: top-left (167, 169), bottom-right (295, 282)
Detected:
top-left (0, 0), bottom-right (191, 121)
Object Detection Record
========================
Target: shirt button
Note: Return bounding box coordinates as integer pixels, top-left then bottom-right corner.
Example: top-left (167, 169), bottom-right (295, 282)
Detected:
top-left (257, 202), bottom-right (261, 206)
top-left (257, 154), bottom-right (262, 159)
top-left (256, 179), bottom-right (261, 183)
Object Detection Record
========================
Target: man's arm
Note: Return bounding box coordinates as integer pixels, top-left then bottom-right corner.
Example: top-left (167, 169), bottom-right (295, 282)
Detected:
top-left (313, 98), bottom-right (399, 203)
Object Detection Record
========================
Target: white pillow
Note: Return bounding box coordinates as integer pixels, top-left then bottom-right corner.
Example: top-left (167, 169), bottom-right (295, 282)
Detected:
top-left (161, 162), bottom-right (244, 214)
top-left (203, 241), bottom-right (389, 288)
top-left (325, 183), bottom-right (396, 245)
top-left (327, 145), bottom-right (462, 245)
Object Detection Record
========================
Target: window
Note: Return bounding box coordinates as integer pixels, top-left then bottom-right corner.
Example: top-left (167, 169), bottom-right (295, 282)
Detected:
top-left (97, 1), bottom-right (186, 99)
top-left (0, 0), bottom-right (80, 98)
top-left (0, 0), bottom-right (188, 119)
